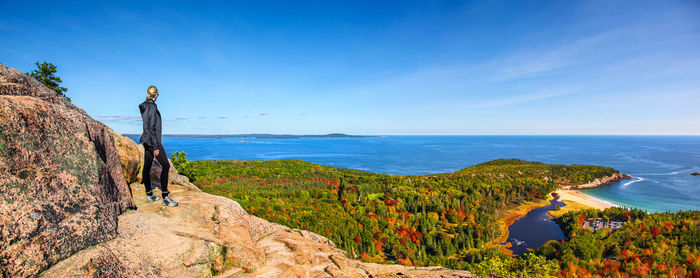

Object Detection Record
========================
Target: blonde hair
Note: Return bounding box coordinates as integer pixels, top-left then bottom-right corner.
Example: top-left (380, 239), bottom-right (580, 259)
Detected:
top-left (146, 86), bottom-right (158, 101)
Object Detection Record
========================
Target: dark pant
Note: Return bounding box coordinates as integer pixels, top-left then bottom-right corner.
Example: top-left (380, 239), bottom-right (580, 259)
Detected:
top-left (143, 144), bottom-right (170, 197)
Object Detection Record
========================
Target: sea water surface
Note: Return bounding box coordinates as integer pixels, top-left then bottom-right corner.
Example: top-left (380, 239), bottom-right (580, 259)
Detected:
top-left (128, 135), bottom-right (700, 213)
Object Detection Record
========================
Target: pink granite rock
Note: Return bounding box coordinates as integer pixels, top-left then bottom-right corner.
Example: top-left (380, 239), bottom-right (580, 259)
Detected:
top-left (1, 62), bottom-right (472, 277)
top-left (0, 63), bottom-right (135, 276)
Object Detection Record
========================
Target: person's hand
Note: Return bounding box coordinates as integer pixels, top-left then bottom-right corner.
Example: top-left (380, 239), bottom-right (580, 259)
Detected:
top-left (154, 149), bottom-right (160, 157)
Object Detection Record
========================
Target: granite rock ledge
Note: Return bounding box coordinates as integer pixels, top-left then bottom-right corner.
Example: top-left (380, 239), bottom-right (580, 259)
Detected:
top-left (0, 62), bottom-right (471, 277)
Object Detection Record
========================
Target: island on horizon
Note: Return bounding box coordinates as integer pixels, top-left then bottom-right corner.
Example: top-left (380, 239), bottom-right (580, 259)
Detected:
top-left (123, 133), bottom-right (379, 139)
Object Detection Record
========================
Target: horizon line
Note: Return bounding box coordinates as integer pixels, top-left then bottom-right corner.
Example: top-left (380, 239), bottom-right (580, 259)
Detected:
top-left (121, 133), bottom-right (700, 136)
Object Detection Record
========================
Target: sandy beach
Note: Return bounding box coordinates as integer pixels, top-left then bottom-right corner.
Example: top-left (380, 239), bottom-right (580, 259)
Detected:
top-left (554, 189), bottom-right (617, 210)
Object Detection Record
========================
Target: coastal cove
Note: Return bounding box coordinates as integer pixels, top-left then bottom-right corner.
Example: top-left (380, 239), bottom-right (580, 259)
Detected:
top-left (500, 188), bottom-right (618, 256)
top-left (128, 135), bottom-right (700, 213)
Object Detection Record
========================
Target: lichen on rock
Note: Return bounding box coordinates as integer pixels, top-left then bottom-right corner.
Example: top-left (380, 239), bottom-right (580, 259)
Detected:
top-left (0, 63), bottom-right (135, 277)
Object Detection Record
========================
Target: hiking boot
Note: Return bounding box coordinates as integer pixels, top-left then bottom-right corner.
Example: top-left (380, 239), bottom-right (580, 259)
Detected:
top-left (162, 196), bottom-right (178, 207)
top-left (146, 193), bottom-right (161, 203)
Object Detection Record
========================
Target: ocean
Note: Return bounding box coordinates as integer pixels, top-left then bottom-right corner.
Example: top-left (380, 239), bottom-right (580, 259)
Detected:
top-left (127, 135), bottom-right (700, 213)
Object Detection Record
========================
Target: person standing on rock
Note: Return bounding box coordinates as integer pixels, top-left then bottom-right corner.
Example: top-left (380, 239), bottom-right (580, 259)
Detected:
top-left (139, 85), bottom-right (178, 207)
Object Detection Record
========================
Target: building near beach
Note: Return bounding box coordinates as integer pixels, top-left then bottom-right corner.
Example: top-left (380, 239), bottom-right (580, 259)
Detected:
top-left (582, 218), bottom-right (626, 232)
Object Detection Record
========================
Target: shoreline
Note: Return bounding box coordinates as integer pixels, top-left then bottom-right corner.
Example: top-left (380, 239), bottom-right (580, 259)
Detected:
top-left (554, 189), bottom-right (617, 210)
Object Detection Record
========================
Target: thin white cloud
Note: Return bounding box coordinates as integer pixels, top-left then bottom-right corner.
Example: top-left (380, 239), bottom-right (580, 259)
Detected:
top-left (176, 116), bottom-right (188, 120)
top-left (98, 114), bottom-right (140, 122)
top-left (217, 115), bottom-right (227, 119)
top-left (197, 115), bottom-right (206, 119)
top-left (342, 29), bottom-right (622, 101)
top-left (494, 31), bottom-right (616, 80)
top-left (466, 90), bottom-right (577, 108)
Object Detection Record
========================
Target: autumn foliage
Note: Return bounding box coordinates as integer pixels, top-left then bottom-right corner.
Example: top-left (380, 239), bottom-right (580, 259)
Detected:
top-left (186, 157), bottom-right (623, 269)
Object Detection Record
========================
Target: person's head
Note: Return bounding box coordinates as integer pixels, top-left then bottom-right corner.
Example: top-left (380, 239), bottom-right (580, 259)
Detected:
top-left (146, 86), bottom-right (159, 101)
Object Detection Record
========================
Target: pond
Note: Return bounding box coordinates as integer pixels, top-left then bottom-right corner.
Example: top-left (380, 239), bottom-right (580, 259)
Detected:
top-left (504, 197), bottom-right (567, 256)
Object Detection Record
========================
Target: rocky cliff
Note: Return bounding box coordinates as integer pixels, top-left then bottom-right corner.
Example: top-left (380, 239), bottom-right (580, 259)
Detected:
top-left (0, 63), bottom-right (135, 276)
top-left (559, 172), bottom-right (633, 190)
top-left (0, 63), bottom-right (471, 277)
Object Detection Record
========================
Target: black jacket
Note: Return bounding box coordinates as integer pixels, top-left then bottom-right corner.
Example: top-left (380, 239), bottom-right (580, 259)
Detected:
top-left (139, 99), bottom-right (162, 149)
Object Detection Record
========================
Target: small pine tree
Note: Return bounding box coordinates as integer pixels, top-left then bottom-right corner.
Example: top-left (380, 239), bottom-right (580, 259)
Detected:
top-left (26, 61), bottom-right (70, 102)
top-left (170, 151), bottom-right (196, 181)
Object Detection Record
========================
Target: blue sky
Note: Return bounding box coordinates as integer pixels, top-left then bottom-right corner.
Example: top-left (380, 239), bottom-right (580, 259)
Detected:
top-left (1, 1), bottom-right (699, 135)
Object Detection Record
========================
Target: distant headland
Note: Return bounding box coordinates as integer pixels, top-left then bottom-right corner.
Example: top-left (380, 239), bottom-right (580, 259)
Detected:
top-left (123, 133), bottom-right (380, 139)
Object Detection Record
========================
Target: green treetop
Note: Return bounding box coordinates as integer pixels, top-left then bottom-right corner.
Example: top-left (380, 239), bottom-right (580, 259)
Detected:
top-left (26, 61), bottom-right (70, 102)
